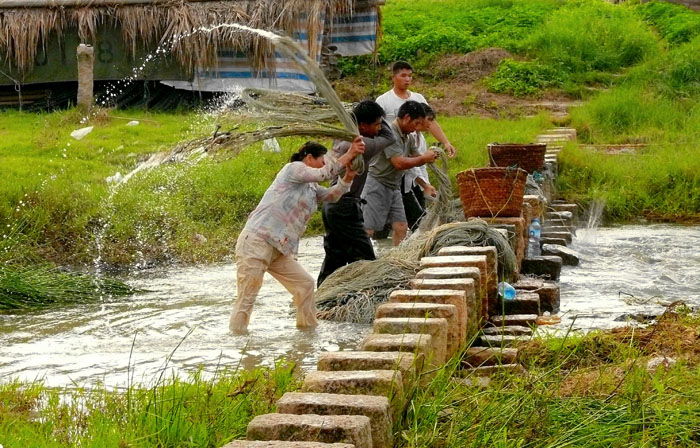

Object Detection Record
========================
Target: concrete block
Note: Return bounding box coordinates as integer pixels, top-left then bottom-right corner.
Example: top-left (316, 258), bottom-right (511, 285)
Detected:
top-left (462, 363), bottom-right (527, 376)
top-left (498, 291), bottom-right (540, 315)
top-left (463, 347), bottom-right (518, 367)
top-left (389, 288), bottom-right (470, 348)
top-left (373, 317), bottom-right (448, 365)
top-left (224, 442), bottom-right (355, 448)
top-left (277, 392), bottom-right (392, 448)
top-left (548, 203), bottom-right (578, 217)
top-left (490, 314), bottom-right (538, 327)
top-left (246, 413), bottom-right (371, 448)
top-left (540, 230), bottom-right (573, 243)
top-left (318, 351), bottom-right (419, 387)
top-left (520, 256), bottom-right (563, 281)
top-left (302, 370), bottom-right (403, 403)
top-left (542, 244), bottom-right (580, 266)
top-left (485, 216), bottom-right (526, 259)
top-left (376, 302), bottom-right (459, 358)
top-left (476, 334), bottom-right (528, 348)
top-left (482, 325), bottom-right (533, 336)
top-left (540, 237), bottom-right (568, 247)
top-left (413, 267), bottom-right (486, 322)
top-left (522, 195), bottom-right (544, 220)
top-left (512, 278), bottom-right (560, 313)
top-left (435, 246), bottom-right (498, 315)
top-left (360, 333), bottom-right (432, 362)
top-left (407, 279), bottom-right (475, 341)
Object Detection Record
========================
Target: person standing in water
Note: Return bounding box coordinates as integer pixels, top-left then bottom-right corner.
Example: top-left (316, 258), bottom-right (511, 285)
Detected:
top-left (231, 138), bottom-right (365, 334)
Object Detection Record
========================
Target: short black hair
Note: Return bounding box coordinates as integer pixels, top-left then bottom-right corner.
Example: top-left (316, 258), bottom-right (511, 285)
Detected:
top-left (397, 100), bottom-right (427, 120)
top-left (353, 100), bottom-right (385, 125)
top-left (392, 61), bottom-right (413, 74)
top-left (422, 103), bottom-right (436, 120)
top-left (290, 141), bottom-right (327, 162)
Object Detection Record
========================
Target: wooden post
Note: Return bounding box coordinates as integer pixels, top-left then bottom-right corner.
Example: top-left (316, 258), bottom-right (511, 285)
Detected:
top-left (76, 44), bottom-right (94, 111)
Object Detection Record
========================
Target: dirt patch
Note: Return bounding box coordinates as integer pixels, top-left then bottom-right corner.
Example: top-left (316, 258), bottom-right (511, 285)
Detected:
top-left (434, 48), bottom-right (513, 82)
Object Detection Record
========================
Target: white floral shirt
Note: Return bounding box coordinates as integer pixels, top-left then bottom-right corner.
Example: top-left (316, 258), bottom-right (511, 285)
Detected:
top-left (243, 157), bottom-right (350, 256)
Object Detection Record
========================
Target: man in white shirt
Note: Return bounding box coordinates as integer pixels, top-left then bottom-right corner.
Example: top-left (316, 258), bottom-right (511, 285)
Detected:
top-left (375, 60), bottom-right (456, 157)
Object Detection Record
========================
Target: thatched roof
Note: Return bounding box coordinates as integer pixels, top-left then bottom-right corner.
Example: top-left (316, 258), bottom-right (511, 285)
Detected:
top-left (0, 0), bottom-right (361, 74)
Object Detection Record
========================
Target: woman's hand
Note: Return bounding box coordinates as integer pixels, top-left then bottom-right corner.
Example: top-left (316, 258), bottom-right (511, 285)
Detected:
top-left (342, 165), bottom-right (357, 183)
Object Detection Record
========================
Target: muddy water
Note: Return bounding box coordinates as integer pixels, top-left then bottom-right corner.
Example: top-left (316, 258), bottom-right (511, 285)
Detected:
top-left (2, 225), bottom-right (699, 388)
top-left (555, 224), bottom-right (700, 331)
top-left (0, 237), bottom-right (370, 388)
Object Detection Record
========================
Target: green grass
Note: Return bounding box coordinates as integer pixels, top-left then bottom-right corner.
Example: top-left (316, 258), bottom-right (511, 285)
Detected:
top-left (397, 310), bottom-right (700, 447)
top-left (0, 361), bottom-right (300, 447)
top-left (0, 109), bottom-right (550, 267)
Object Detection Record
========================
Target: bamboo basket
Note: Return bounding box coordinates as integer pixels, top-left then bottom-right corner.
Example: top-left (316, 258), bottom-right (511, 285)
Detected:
top-left (456, 167), bottom-right (527, 218)
top-left (487, 143), bottom-right (546, 174)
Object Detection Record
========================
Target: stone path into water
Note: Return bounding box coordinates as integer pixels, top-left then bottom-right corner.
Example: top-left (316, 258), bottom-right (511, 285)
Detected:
top-left (222, 129), bottom-right (579, 448)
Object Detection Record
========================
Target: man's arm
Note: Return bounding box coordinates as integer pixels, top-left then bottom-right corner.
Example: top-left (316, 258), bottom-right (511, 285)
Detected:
top-left (389, 149), bottom-right (438, 171)
top-left (427, 120), bottom-right (456, 157)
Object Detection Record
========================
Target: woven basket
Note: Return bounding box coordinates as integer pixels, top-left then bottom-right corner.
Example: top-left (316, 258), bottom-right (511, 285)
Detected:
top-left (487, 143), bottom-right (546, 173)
top-left (456, 167), bottom-right (527, 218)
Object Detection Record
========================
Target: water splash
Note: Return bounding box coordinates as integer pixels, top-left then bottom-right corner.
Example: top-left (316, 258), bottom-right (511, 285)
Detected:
top-left (577, 199), bottom-right (606, 243)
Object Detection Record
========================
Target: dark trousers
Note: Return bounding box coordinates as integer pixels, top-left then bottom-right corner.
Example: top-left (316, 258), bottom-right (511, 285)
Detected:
top-left (317, 197), bottom-right (376, 287)
top-left (402, 183), bottom-right (427, 232)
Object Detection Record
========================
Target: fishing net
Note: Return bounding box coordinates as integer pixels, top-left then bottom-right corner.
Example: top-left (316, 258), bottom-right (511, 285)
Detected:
top-left (316, 219), bottom-right (516, 323)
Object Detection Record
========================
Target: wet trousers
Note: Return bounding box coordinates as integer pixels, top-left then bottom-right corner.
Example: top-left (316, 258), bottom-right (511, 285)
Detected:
top-left (230, 229), bottom-right (318, 333)
top-left (317, 197), bottom-right (376, 287)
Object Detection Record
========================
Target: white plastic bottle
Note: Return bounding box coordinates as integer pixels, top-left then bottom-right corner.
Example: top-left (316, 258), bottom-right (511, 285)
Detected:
top-left (527, 218), bottom-right (541, 257)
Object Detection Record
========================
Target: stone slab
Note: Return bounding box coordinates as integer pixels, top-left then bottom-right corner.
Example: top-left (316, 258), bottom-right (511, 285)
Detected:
top-left (548, 203), bottom-right (578, 217)
top-left (542, 244), bottom-right (580, 266)
top-left (419, 255), bottom-right (489, 318)
top-left (302, 370), bottom-right (403, 402)
top-left (522, 195), bottom-right (544, 220)
top-left (360, 333), bottom-right (432, 362)
top-left (376, 303), bottom-right (459, 359)
top-left (540, 237), bottom-right (568, 247)
top-left (482, 325), bottom-right (533, 336)
top-left (540, 230), bottom-right (573, 243)
top-left (520, 256), bottom-right (563, 281)
top-left (463, 347), bottom-right (519, 367)
top-left (224, 442), bottom-right (355, 448)
top-left (476, 334), bottom-right (528, 348)
top-left (512, 278), bottom-right (560, 314)
top-left (490, 314), bottom-right (538, 327)
top-left (407, 279), bottom-right (475, 341)
top-left (414, 265), bottom-right (487, 321)
top-left (277, 392), bottom-right (391, 448)
top-left (498, 291), bottom-right (540, 315)
top-left (373, 317), bottom-right (448, 365)
top-left (246, 413), bottom-right (371, 448)
top-left (435, 246), bottom-right (498, 315)
top-left (318, 351), bottom-right (419, 387)
top-left (462, 363), bottom-right (527, 376)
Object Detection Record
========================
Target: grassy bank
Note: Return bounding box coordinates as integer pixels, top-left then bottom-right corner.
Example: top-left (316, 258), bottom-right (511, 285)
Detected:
top-left (0, 361), bottom-right (299, 447)
top-left (398, 309), bottom-right (700, 446)
top-left (2, 311), bottom-right (698, 446)
top-left (0, 109), bottom-right (548, 267)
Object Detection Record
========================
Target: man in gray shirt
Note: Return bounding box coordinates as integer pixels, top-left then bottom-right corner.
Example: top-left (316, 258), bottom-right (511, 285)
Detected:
top-left (362, 100), bottom-right (439, 246)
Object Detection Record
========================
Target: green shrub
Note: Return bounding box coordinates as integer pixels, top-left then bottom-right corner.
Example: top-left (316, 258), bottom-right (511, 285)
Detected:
top-left (637, 0), bottom-right (700, 45)
top-left (485, 59), bottom-right (565, 96)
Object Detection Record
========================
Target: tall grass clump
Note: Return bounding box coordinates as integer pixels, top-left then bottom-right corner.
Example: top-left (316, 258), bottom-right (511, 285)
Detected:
top-left (636, 0), bottom-right (700, 46)
top-left (523, 0), bottom-right (658, 74)
top-left (0, 361), bottom-right (300, 447)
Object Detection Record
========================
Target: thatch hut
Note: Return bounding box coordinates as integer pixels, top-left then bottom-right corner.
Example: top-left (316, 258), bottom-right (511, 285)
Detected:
top-left (0, 0), bottom-right (382, 97)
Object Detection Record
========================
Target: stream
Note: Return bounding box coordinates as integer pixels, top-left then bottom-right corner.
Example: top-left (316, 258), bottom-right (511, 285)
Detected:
top-left (1, 224), bottom-right (698, 388)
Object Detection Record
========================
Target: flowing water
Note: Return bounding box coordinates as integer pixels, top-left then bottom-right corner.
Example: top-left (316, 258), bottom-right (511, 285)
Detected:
top-left (553, 224), bottom-right (700, 332)
top-left (1, 237), bottom-right (369, 388)
top-left (2, 224), bottom-right (699, 388)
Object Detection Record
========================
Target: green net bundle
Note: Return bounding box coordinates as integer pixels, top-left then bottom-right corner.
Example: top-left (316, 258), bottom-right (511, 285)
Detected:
top-left (315, 219), bottom-right (516, 323)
